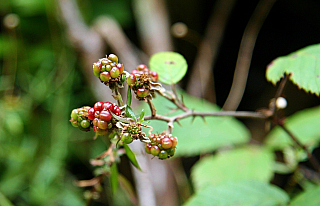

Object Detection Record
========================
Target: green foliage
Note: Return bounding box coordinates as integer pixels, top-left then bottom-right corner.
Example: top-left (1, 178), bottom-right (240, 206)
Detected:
top-left (149, 51), bottom-right (188, 84)
top-left (123, 144), bottom-right (141, 171)
top-left (191, 146), bottom-right (274, 191)
top-left (183, 180), bottom-right (289, 206)
top-left (265, 106), bottom-right (320, 151)
top-left (290, 186), bottom-right (320, 206)
top-left (140, 90), bottom-right (250, 157)
top-left (266, 44), bottom-right (320, 95)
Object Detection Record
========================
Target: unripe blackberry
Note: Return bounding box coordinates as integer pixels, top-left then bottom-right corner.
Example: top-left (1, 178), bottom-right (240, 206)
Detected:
top-left (158, 150), bottom-right (168, 159)
top-left (110, 67), bottom-right (120, 78)
top-left (108, 54), bottom-right (118, 63)
top-left (88, 108), bottom-right (95, 120)
top-left (167, 148), bottom-right (175, 156)
top-left (93, 62), bottom-right (102, 77)
top-left (100, 110), bottom-right (112, 122)
top-left (98, 119), bottom-right (108, 130)
top-left (150, 71), bottom-right (159, 82)
top-left (103, 102), bottom-right (114, 112)
top-left (94, 101), bottom-right (104, 111)
top-left (150, 145), bottom-right (160, 156)
top-left (80, 120), bottom-right (90, 128)
top-left (71, 109), bottom-right (78, 120)
top-left (170, 136), bottom-right (178, 147)
top-left (100, 71), bottom-right (111, 82)
top-left (127, 74), bottom-right (136, 86)
top-left (137, 88), bottom-right (149, 98)
top-left (121, 133), bottom-right (133, 144)
top-left (116, 63), bottom-right (124, 74)
top-left (145, 143), bottom-right (152, 154)
top-left (161, 137), bottom-right (173, 149)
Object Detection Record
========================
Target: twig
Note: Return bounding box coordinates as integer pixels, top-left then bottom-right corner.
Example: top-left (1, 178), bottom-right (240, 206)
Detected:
top-left (147, 98), bottom-right (157, 117)
top-left (223, 0), bottom-right (277, 111)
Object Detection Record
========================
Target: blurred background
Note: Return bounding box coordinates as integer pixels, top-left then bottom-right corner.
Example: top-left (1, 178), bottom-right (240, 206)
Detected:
top-left (1, 0), bottom-right (320, 205)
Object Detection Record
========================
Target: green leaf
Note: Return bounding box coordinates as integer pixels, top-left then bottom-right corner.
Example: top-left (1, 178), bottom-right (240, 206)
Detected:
top-left (191, 145), bottom-right (274, 191)
top-left (149, 51), bottom-right (188, 84)
top-left (123, 144), bottom-right (141, 171)
top-left (265, 106), bottom-right (320, 151)
top-left (183, 180), bottom-right (289, 206)
top-left (138, 109), bottom-right (145, 123)
top-left (290, 186), bottom-right (320, 206)
top-left (110, 163), bottom-right (119, 194)
top-left (125, 106), bottom-right (137, 122)
top-left (266, 43), bottom-right (320, 95)
top-left (139, 90), bottom-right (251, 157)
top-left (127, 86), bottom-right (132, 107)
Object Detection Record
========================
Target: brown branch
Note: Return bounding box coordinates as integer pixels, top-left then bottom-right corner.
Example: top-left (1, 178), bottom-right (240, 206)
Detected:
top-left (223, 0), bottom-right (277, 111)
top-left (187, 0), bottom-right (237, 102)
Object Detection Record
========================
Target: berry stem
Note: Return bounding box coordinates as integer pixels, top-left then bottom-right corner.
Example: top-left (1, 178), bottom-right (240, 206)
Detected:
top-left (114, 87), bottom-right (124, 106)
top-left (147, 98), bottom-right (156, 117)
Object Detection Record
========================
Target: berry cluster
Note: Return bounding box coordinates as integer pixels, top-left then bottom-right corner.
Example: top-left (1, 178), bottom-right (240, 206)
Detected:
top-left (92, 54), bottom-right (126, 88)
top-left (126, 64), bottom-right (159, 100)
top-left (70, 106), bottom-right (91, 131)
top-left (145, 133), bottom-right (178, 159)
top-left (88, 101), bottom-right (121, 136)
top-left (120, 122), bottom-right (146, 144)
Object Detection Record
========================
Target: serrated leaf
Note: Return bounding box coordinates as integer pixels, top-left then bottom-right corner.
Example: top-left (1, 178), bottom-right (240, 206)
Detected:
top-left (123, 144), bottom-right (141, 171)
top-left (138, 90), bottom-right (250, 157)
top-left (290, 186), bottom-right (320, 206)
top-left (149, 51), bottom-right (188, 84)
top-left (191, 145), bottom-right (274, 191)
top-left (265, 106), bottom-right (320, 151)
top-left (125, 106), bottom-right (137, 122)
top-left (266, 43), bottom-right (320, 95)
top-left (138, 109), bottom-right (145, 123)
top-left (127, 86), bottom-right (132, 107)
top-left (183, 180), bottom-right (289, 206)
top-left (110, 163), bottom-right (119, 194)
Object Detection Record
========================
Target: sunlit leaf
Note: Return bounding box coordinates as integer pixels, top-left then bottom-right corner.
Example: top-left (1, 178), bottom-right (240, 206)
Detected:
top-left (123, 144), bottom-right (141, 171)
top-left (183, 180), bottom-right (289, 206)
top-left (266, 43), bottom-right (320, 95)
top-left (138, 109), bottom-right (145, 123)
top-left (149, 52), bottom-right (188, 84)
top-left (290, 185), bottom-right (320, 206)
top-left (191, 146), bottom-right (274, 191)
top-left (265, 106), bottom-right (320, 151)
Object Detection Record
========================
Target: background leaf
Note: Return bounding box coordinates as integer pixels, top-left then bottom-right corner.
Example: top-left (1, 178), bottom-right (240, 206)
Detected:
top-left (139, 90), bottom-right (250, 157)
top-left (266, 43), bottom-right (320, 95)
top-left (191, 145), bottom-right (274, 191)
top-left (123, 144), bottom-right (141, 171)
top-left (149, 52), bottom-right (188, 84)
top-left (183, 180), bottom-right (289, 206)
top-left (290, 186), bottom-right (320, 206)
top-left (265, 105), bottom-right (320, 151)
top-left (110, 163), bottom-right (119, 194)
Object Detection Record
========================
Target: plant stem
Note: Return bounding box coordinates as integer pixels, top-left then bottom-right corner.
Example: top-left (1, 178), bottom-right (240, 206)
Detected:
top-left (278, 122), bottom-right (320, 173)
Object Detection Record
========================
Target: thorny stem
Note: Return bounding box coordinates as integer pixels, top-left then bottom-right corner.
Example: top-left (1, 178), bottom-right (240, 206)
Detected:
top-left (147, 98), bottom-right (156, 117)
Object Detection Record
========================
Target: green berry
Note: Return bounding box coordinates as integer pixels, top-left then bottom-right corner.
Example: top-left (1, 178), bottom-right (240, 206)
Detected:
top-left (158, 150), bottom-right (168, 159)
top-left (137, 88), bottom-right (149, 98)
top-left (93, 62), bottom-right (102, 77)
top-left (145, 143), bottom-right (152, 154)
top-left (98, 119), bottom-right (108, 130)
top-left (110, 67), bottom-right (120, 78)
top-left (80, 120), bottom-right (90, 128)
top-left (106, 65), bottom-right (112, 72)
top-left (108, 54), bottom-right (118, 63)
top-left (127, 74), bottom-right (136, 85)
top-left (121, 133), bottom-right (133, 144)
top-left (167, 148), bottom-right (175, 156)
top-left (150, 145), bottom-right (160, 156)
top-left (100, 71), bottom-right (111, 82)
top-left (71, 109), bottom-right (78, 120)
top-left (70, 120), bottom-right (78, 127)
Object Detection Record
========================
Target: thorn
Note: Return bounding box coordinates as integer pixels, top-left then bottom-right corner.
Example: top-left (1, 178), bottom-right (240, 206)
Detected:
top-left (176, 119), bottom-right (182, 127)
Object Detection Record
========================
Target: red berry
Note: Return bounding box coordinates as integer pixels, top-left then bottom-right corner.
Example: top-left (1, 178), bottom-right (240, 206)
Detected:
top-left (170, 136), bottom-right (178, 147)
top-left (100, 110), bottom-right (112, 121)
top-left (94, 101), bottom-right (104, 111)
top-left (94, 111), bottom-right (100, 118)
top-left (103, 102), bottom-right (114, 112)
top-left (113, 105), bottom-right (121, 115)
top-left (88, 108), bottom-right (95, 120)
top-left (150, 145), bottom-right (160, 156)
top-left (100, 71), bottom-right (111, 82)
top-left (136, 64), bottom-right (148, 71)
top-left (150, 71), bottom-right (158, 82)
top-left (137, 88), bottom-right (149, 98)
top-left (145, 144), bottom-right (152, 154)
top-left (110, 67), bottom-right (120, 78)
top-left (126, 74), bottom-right (136, 85)
top-left (116, 63), bottom-right (124, 74)
top-left (132, 69), bottom-right (143, 75)
top-left (161, 137), bottom-right (172, 149)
